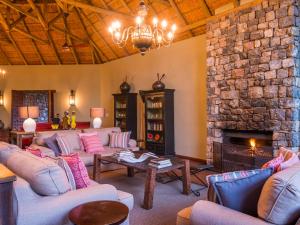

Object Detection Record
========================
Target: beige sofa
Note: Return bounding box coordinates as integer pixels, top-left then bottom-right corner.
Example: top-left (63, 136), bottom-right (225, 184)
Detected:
top-left (177, 163), bottom-right (300, 225)
top-left (0, 142), bottom-right (134, 225)
top-left (31, 127), bottom-right (139, 167)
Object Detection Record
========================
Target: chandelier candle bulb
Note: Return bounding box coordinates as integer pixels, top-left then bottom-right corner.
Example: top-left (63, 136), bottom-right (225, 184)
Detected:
top-left (161, 20), bottom-right (168, 29)
top-left (152, 17), bottom-right (158, 26)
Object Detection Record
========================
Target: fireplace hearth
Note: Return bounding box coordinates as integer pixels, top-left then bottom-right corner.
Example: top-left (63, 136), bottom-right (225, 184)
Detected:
top-left (213, 130), bottom-right (274, 172)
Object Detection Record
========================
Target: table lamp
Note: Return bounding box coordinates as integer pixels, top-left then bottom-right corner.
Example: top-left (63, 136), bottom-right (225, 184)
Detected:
top-left (90, 108), bottom-right (105, 128)
top-left (19, 106), bottom-right (39, 132)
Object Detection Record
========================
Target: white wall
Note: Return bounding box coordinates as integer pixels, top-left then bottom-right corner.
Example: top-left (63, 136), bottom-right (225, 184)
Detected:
top-left (101, 35), bottom-right (207, 159)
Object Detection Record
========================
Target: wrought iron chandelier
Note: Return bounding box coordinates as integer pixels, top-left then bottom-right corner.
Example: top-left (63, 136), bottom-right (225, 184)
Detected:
top-left (108, 0), bottom-right (177, 55)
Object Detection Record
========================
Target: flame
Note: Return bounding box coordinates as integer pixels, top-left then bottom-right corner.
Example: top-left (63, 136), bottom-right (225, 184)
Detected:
top-left (250, 138), bottom-right (256, 148)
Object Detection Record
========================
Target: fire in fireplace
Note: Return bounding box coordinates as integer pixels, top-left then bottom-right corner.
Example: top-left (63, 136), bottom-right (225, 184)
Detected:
top-left (213, 130), bottom-right (274, 172)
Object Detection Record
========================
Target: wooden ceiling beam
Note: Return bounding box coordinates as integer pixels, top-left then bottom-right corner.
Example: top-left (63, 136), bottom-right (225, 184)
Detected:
top-left (80, 11), bottom-right (117, 59)
top-left (22, 19), bottom-right (45, 64)
top-left (10, 9), bottom-right (33, 29)
top-left (200, 0), bottom-right (213, 16)
top-left (47, 30), bottom-right (62, 64)
top-left (119, 0), bottom-right (133, 14)
top-left (48, 12), bottom-right (63, 26)
top-left (233, 0), bottom-right (240, 7)
top-left (49, 24), bottom-right (87, 43)
top-left (59, 0), bottom-right (132, 19)
top-left (27, 0), bottom-right (48, 29)
top-left (179, 0), bottom-right (262, 33)
top-left (11, 27), bottom-right (48, 44)
top-left (74, 7), bottom-right (105, 63)
top-left (0, 0), bottom-right (40, 23)
top-left (168, 0), bottom-right (193, 36)
top-left (0, 13), bottom-right (28, 65)
top-left (0, 46), bottom-right (11, 65)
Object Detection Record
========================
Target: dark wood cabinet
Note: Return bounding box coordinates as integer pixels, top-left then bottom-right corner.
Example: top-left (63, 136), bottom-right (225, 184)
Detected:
top-left (140, 89), bottom-right (175, 156)
top-left (113, 93), bottom-right (137, 139)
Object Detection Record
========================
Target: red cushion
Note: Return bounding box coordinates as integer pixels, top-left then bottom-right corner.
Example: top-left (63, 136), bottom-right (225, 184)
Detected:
top-left (81, 135), bottom-right (104, 153)
top-left (61, 153), bottom-right (90, 189)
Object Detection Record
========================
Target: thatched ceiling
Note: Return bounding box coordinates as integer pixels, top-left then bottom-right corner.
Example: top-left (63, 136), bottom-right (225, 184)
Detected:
top-left (0, 0), bottom-right (259, 65)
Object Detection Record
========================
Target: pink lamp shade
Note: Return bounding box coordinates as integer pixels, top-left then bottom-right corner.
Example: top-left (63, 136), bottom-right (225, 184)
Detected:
top-left (90, 108), bottom-right (105, 118)
top-left (19, 106), bottom-right (40, 119)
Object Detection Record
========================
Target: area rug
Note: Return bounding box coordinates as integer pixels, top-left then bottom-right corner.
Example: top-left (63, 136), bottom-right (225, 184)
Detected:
top-left (98, 169), bottom-right (207, 225)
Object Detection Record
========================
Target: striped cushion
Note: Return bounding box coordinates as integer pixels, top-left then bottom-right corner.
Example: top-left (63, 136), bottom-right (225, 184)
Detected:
top-left (61, 153), bottom-right (90, 189)
top-left (56, 134), bottom-right (72, 155)
top-left (78, 132), bottom-right (98, 150)
top-left (81, 135), bottom-right (104, 153)
top-left (109, 132), bottom-right (131, 148)
top-left (262, 153), bottom-right (284, 171)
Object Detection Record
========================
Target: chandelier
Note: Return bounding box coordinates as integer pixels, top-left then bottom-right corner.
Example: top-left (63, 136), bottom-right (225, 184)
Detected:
top-left (108, 0), bottom-right (177, 55)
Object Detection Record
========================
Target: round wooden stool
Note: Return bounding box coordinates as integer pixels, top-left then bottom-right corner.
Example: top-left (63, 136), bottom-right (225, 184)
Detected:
top-left (69, 200), bottom-right (129, 225)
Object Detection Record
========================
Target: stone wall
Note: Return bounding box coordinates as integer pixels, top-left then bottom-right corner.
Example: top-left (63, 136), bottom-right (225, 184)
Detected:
top-left (206, 0), bottom-right (300, 163)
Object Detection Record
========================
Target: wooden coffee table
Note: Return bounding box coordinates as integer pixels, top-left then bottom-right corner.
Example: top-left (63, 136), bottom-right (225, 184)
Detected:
top-left (68, 200), bottom-right (129, 225)
top-left (93, 152), bottom-right (191, 210)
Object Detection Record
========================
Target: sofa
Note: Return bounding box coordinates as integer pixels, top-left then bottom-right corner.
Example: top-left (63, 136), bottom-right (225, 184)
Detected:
top-left (177, 162), bottom-right (300, 225)
top-left (30, 127), bottom-right (139, 168)
top-left (0, 142), bottom-right (134, 225)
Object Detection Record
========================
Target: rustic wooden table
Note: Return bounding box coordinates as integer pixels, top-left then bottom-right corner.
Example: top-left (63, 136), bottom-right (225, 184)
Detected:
top-left (69, 201), bottom-right (129, 225)
top-left (93, 152), bottom-right (191, 210)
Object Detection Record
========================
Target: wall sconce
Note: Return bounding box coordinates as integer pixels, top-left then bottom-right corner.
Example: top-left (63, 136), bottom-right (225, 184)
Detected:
top-left (0, 90), bottom-right (3, 106)
top-left (69, 90), bottom-right (76, 106)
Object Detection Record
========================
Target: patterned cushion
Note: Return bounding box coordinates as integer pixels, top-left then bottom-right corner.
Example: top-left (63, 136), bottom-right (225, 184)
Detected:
top-left (78, 132), bottom-right (98, 150)
top-left (61, 153), bottom-right (90, 189)
top-left (56, 133), bottom-right (81, 155)
top-left (109, 132), bottom-right (131, 148)
top-left (81, 135), bottom-right (104, 153)
top-left (44, 134), bottom-right (61, 156)
top-left (262, 154), bottom-right (284, 171)
top-left (25, 146), bottom-right (44, 158)
top-left (279, 146), bottom-right (297, 161)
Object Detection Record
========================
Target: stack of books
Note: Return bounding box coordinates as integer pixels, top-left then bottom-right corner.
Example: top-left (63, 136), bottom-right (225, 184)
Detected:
top-left (149, 158), bottom-right (172, 168)
top-left (113, 150), bottom-right (134, 159)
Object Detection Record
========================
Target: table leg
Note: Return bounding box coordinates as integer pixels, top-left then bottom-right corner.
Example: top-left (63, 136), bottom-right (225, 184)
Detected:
top-left (93, 154), bottom-right (101, 182)
top-left (143, 167), bottom-right (157, 210)
top-left (181, 159), bottom-right (191, 195)
top-left (127, 167), bottom-right (135, 177)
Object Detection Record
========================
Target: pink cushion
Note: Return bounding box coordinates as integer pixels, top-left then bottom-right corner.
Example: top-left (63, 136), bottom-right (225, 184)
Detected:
top-left (278, 153), bottom-right (300, 171)
top-left (109, 132), bottom-right (131, 148)
top-left (25, 147), bottom-right (44, 158)
top-left (78, 132), bottom-right (98, 150)
top-left (81, 135), bottom-right (104, 153)
top-left (61, 153), bottom-right (90, 189)
top-left (262, 154), bottom-right (284, 172)
top-left (279, 147), bottom-right (296, 161)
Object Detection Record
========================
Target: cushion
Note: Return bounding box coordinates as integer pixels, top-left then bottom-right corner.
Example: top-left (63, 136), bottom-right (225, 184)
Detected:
top-left (46, 156), bottom-right (76, 191)
top-left (206, 169), bottom-right (264, 203)
top-left (78, 132), bottom-right (98, 150)
top-left (83, 127), bottom-right (121, 146)
top-left (56, 132), bottom-right (81, 155)
top-left (109, 132), bottom-right (131, 148)
top-left (25, 147), bottom-right (44, 158)
top-left (7, 150), bottom-right (71, 196)
top-left (279, 146), bottom-right (297, 161)
top-left (81, 135), bottom-right (104, 153)
top-left (278, 153), bottom-right (299, 171)
top-left (258, 162), bottom-right (300, 224)
top-left (262, 153), bottom-right (284, 171)
top-left (213, 168), bottom-right (273, 216)
top-left (44, 134), bottom-right (61, 156)
top-left (61, 153), bottom-right (90, 189)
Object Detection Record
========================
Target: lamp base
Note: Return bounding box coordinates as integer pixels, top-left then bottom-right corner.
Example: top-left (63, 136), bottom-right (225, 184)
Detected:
top-left (23, 118), bottom-right (36, 132)
top-left (93, 117), bottom-right (102, 129)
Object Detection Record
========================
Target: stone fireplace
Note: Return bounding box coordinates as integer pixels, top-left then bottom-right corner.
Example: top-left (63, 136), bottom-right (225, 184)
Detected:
top-left (206, 0), bottom-right (300, 165)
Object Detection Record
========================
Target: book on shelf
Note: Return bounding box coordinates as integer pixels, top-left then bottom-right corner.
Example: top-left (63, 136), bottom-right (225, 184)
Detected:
top-left (148, 162), bottom-right (172, 168)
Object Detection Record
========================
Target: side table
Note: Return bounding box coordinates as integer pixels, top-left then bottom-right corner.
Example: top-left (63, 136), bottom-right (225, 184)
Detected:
top-left (69, 201), bottom-right (129, 225)
top-left (0, 164), bottom-right (16, 225)
top-left (10, 131), bottom-right (35, 149)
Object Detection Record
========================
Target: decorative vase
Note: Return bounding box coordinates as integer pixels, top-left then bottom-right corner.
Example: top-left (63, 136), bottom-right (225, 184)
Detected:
top-left (0, 120), bottom-right (4, 130)
top-left (120, 76), bottom-right (131, 93)
top-left (152, 73), bottom-right (166, 91)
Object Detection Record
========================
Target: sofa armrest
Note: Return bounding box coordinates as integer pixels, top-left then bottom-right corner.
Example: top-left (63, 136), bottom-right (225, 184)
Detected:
top-left (30, 144), bottom-right (55, 157)
top-left (190, 200), bottom-right (272, 225)
top-left (16, 183), bottom-right (120, 225)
